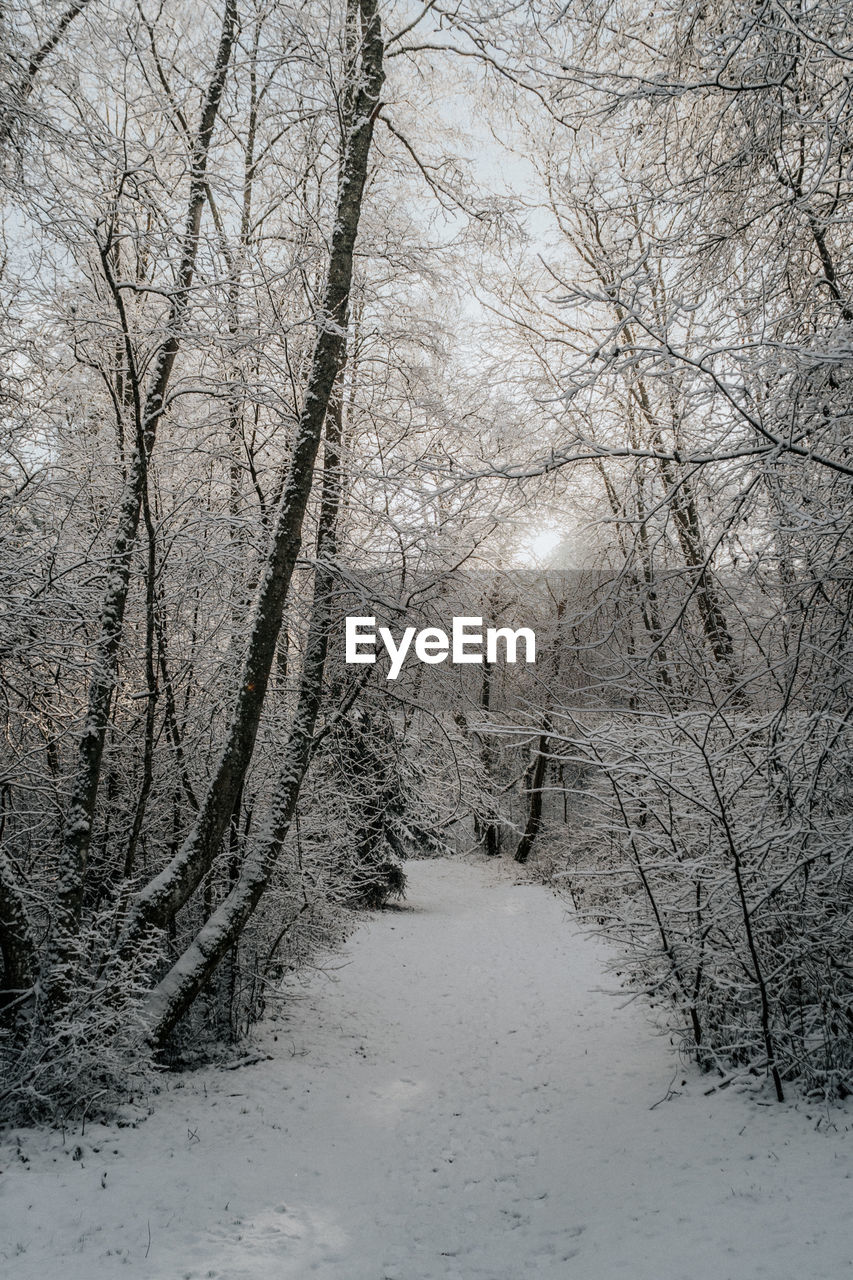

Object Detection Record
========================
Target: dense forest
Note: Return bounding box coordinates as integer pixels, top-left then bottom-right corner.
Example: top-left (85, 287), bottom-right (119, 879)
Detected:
top-left (1, 0), bottom-right (851, 1122)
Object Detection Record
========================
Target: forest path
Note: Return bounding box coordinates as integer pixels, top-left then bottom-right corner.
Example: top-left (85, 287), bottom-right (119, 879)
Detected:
top-left (3, 857), bottom-right (851, 1280)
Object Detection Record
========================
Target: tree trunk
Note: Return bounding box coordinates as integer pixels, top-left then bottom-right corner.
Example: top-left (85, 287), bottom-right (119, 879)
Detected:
top-left (476, 661), bottom-right (500, 855)
top-left (119, 0), bottom-right (384, 984)
top-left (47, 0), bottom-right (238, 1001)
top-left (145, 282), bottom-right (357, 1047)
top-left (515, 724), bottom-right (550, 865)
top-left (0, 852), bottom-right (36, 1015)
top-left (0, 0), bottom-right (94, 146)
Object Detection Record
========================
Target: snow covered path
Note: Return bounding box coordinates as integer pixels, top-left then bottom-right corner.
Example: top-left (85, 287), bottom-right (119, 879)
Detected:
top-left (2, 857), bottom-right (851, 1280)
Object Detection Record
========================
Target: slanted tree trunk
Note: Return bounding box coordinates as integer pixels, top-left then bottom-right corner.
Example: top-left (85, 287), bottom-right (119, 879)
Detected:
top-left (594, 455), bottom-right (676, 699)
top-left (577, 229), bottom-right (741, 694)
top-left (119, 0), bottom-right (384, 1005)
top-left (0, 0), bottom-right (94, 146)
top-left (46, 0), bottom-right (238, 1003)
top-left (627, 369), bottom-right (740, 688)
top-left (145, 285), bottom-right (358, 1047)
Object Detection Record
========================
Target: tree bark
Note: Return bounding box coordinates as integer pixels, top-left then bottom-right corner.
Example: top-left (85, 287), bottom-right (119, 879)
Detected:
top-left (514, 723), bottom-right (550, 865)
top-left (145, 292), bottom-right (355, 1047)
top-left (0, 0), bottom-right (94, 146)
top-left (476, 661), bottom-right (500, 855)
top-left (46, 0), bottom-right (238, 999)
top-left (0, 852), bottom-right (36, 1014)
top-left (119, 0), bottom-right (384, 975)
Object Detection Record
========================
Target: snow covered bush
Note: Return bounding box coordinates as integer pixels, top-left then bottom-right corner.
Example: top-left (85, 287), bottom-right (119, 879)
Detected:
top-left (0, 908), bottom-right (161, 1125)
top-left (555, 711), bottom-right (853, 1100)
top-left (313, 699), bottom-right (452, 907)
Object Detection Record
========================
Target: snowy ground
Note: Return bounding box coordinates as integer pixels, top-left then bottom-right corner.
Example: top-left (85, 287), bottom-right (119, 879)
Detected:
top-left (2, 857), bottom-right (851, 1280)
